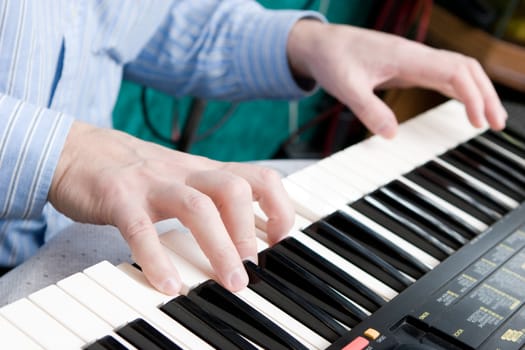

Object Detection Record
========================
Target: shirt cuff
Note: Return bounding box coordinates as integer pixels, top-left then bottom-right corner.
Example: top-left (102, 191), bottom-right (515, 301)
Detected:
top-left (0, 94), bottom-right (74, 220)
top-left (235, 9), bottom-right (326, 100)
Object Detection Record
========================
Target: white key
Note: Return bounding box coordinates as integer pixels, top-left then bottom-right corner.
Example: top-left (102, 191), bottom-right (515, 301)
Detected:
top-left (282, 178), bottom-right (336, 220)
top-left (0, 298), bottom-right (84, 350)
top-left (397, 176), bottom-right (490, 232)
top-left (289, 166), bottom-right (363, 203)
top-left (28, 285), bottom-right (133, 347)
top-left (160, 230), bottom-right (330, 349)
top-left (83, 261), bottom-right (213, 350)
top-left (0, 315), bottom-right (43, 350)
top-left (433, 157), bottom-right (519, 210)
top-left (317, 157), bottom-right (379, 194)
top-left (57, 273), bottom-right (140, 329)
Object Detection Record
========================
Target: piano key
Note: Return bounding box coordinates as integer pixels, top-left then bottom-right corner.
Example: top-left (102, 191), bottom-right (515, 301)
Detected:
top-left (433, 157), bottom-right (519, 210)
top-left (158, 232), bottom-right (330, 349)
top-left (83, 261), bottom-right (214, 350)
top-left (276, 237), bottom-right (385, 312)
top-left (0, 314), bottom-right (44, 350)
top-left (441, 149), bottom-right (525, 201)
top-left (282, 227), bottom-right (399, 302)
top-left (116, 318), bottom-right (182, 350)
top-left (302, 219), bottom-right (413, 292)
top-left (316, 156), bottom-right (379, 194)
top-left (484, 129), bottom-right (525, 159)
top-left (244, 260), bottom-right (347, 342)
top-left (462, 141), bottom-right (525, 185)
top-left (84, 335), bottom-right (128, 350)
top-left (161, 295), bottom-right (257, 350)
top-left (418, 160), bottom-right (508, 218)
top-left (474, 135), bottom-right (525, 170)
top-left (188, 280), bottom-right (309, 350)
top-left (454, 144), bottom-right (525, 193)
top-left (283, 175), bottom-right (440, 270)
top-left (377, 187), bottom-right (469, 246)
top-left (393, 177), bottom-right (488, 235)
top-left (0, 298), bottom-right (84, 349)
top-left (259, 247), bottom-right (369, 327)
top-left (353, 196), bottom-right (454, 259)
top-left (323, 210), bottom-right (431, 277)
top-left (412, 164), bottom-right (502, 223)
top-left (28, 285), bottom-right (134, 348)
top-left (288, 166), bottom-right (363, 204)
top-left (58, 273), bottom-right (186, 349)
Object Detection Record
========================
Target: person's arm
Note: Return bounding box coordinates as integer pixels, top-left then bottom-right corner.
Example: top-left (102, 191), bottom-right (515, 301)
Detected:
top-left (123, 0), bottom-right (324, 101)
top-left (286, 20), bottom-right (507, 138)
top-left (0, 94), bottom-right (73, 221)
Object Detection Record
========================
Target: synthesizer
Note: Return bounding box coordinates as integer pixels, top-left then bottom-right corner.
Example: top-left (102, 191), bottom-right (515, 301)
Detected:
top-left (0, 100), bottom-right (524, 349)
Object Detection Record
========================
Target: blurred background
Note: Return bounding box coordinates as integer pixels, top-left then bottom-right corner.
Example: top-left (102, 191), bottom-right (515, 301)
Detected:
top-left (112, 0), bottom-right (525, 162)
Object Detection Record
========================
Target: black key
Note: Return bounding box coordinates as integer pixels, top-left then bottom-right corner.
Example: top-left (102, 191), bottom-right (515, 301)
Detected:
top-left (351, 198), bottom-right (450, 261)
top-left (407, 161), bottom-right (508, 222)
top-left (465, 140), bottom-right (525, 182)
top-left (245, 261), bottom-right (346, 342)
top-left (161, 295), bottom-right (256, 350)
top-left (278, 237), bottom-right (385, 312)
top-left (441, 149), bottom-right (525, 201)
top-left (303, 219), bottom-right (412, 291)
top-left (323, 211), bottom-right (429, 277)
top-left (457, 143), bottom-right (525, 189)
top-left (116, 318), bottom-right (182, 350)
top-left (484, 130), bottom-right (525, 159)
top-left (363, 194), bottom-right (455, 257)
top-left (377, 186), bottom-right (468, 246)
top-left (84, 335), bottom-right (128, 350)
top-left (259, 247), bottom-right (369, 327)
top-left (469, 138), bottom-right (525, 175)
top-left (406, 167), bottom-right (494, 227)
top-left (386, 179), bottom-right (479, 239)
top-left (189, 280), bottom-right (308, 350)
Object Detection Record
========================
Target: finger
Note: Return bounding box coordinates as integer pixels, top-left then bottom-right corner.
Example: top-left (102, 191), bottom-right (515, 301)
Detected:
top-left (186, 170), bottom-right (258, 263)
top-left (161, 183), bottom-right (248, 292)
top-left (467, 59), bottom-right (507, 130)
top-left (113, 205), bottom-right (182, 295)
top-left (343, 86), bottom-right (398, 138)
top-left (222, 163), bottom-right (295, 245)
top-left (448, 63), bottom-right (486, 129)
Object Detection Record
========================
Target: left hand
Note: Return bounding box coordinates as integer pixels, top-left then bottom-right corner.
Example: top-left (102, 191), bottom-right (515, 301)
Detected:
top-left (287, 20), bottom-right (507, 138)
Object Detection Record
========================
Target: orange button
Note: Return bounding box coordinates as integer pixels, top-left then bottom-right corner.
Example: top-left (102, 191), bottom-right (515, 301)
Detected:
top-left (342, 336), bottom-right (369, 350)
top-left (364, 328), bottom-right (381, 340)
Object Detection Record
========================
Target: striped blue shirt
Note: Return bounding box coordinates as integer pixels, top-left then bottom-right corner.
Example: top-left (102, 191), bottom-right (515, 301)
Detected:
top-left (0, 0), bottom-right (322, 267)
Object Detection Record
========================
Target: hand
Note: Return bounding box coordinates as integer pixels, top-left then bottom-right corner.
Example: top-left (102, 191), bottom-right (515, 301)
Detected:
top-left (287, 20), bottom-right (508, 138)
top-left (49, 121), bottom-right (294, 294)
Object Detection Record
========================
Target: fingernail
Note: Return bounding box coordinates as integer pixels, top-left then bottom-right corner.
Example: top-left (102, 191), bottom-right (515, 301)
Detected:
top-left (228, 266), bottom-right (248, 291)
top-left (377, 120), bottom-right (396, 139)
top-left (162, 277), bottom-right (181, 295)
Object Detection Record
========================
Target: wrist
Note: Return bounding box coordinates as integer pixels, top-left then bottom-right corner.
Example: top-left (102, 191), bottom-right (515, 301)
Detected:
top-left (287, 19), bottom-right (327, 79)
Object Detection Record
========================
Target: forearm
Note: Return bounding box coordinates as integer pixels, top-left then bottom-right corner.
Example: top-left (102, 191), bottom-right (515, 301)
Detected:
top-left (124, 0), bottom-right (325, 100)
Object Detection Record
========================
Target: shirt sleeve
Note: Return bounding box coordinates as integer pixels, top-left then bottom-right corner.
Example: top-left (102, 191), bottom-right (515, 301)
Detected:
top-left (0, 93), bottom-right (74, 220)
top-left (123, 0), bottom-right (326, 101)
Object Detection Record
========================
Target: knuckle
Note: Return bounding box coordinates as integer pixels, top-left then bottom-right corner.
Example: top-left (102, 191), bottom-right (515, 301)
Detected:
top-left (123, 217), bottom-right (152, 242)
top-left (183, 192), bottom-right (214, 214)
top-left (258, 166), bottom-right (282, 185)
top-left (221, 176), bottom-right (252, 200)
